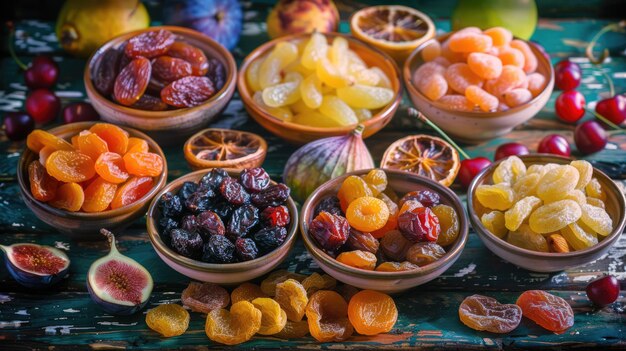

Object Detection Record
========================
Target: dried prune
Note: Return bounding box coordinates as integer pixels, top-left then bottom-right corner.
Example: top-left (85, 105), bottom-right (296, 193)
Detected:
top-left (220, 177), bottom-right (250, 205)
top-left (131, 94), bottom-right (168, 111)
top-left (239, 167), bottom-right (270, 193)
top-left (161, 76), bottom-right (216, 108)
top-left (178, 181), bottom-right (199, 203)
top-left (253, 227), bottom-right (288, 254)
top-left (251, 183), bottom-right (290, 208)
top-left (125, 29), bottom-right (176, 58)
top-left (185, 191), bottom-right (212, 213)
top-left (159, 217), bottom-right (178, 242)
top-left (180, 214), bottom-right (198, 233)
top-left (94, 47), bottom-right (122, 96)
top-left (207, 58), bottom-right (226, 91)
top-left (200, 168), bottom-right (228, 191)
top-left (398, 206), bottom-right (441, 242)
top-left (314, 196), bottom-right (343, 217)
top-left (345, 229), bottom-right (379, 254)
top-left (197, 210), bottom-right (226, 238)
top-left (113, 57), bottom-right (151, 106)
top-left (227, 205), bottom-right (259, 238)
top-left (202, 235), bottom-right (235, 263)
top-left (235, 238), bottom-right (258, 261)
top-left (400, 190), bottom-right (441, 208)
top-left (152, 55), bottom-right (193, 83)
top-left (159, 192), bottom-right (183, 219)
top-left (309, 211), bottom-right (350, 252)
top-left (170, 228), bottom-right (203, 259)
top-left (261, 205), bottom-right (290, 227)
top-left (210, 200), bottom-right (235, 219)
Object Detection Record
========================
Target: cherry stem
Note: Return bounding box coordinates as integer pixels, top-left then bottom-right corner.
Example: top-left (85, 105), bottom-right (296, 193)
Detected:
top-left (591, 110), bottom-right (625, 133)
top-left (599, 69), bottom-right (615, 97)
top-left (586, 20), bottom-right (626, 65)
top-left (408, 107), bottom-right (471, 160)
top-left (6, 22), bottom-right (28, 71)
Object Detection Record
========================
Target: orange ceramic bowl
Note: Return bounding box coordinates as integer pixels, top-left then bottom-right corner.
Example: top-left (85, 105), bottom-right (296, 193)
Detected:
top-left (238, 32), bottom-right (402, 145)
top-left (84, 26), bottom-right (237, 145)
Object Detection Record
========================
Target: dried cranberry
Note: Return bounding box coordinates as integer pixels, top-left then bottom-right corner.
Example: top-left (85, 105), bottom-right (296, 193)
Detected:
top-left (196, 210), bottom-right (225, 238)
top-left (200, 168), bottom-right (228, 192)
top-left (239, 167), bottom-right (270, 193)
top-left (202, 235), bottom-right (235, 263)
top-left (220, 177), bottom-right (250, 205)
top-left (180, 214), bottom-right (197, 233)
top-left (253, 227), bottom-right (288, 254)
top-left (227, 204), bottom-right (259, 238)
top-left (398, 207), bottom-right (441, 242)
top-left (261, 205), bottom-right (290, 227)
top-left (170, 229), bottom-right (203, 259)
top-left (177, 181), bottom-right (198, 203)
top-left (235, 238), bottom-right (258, 261)
top-left (184, 191), bottom-right (212, 214)
top-left (400, 190), bottom-right (441, 208)
top-left (314, 196), bottom-right (343, 217)
top-left (309, 211), bottom-right (350, 252)
top-left (159, 192), bottom-right (182, 219)
top-left (251, 183), bottom-right (290, 208)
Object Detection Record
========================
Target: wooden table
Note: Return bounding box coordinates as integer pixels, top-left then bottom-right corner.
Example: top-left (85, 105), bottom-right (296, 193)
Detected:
top-left (1, 2), bottom-right (625, 350)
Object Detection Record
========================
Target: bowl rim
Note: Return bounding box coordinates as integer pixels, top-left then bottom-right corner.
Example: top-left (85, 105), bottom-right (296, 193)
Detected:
top-left (146, 169), bottom-right (299, 273)
top-left (183, 128), bottom-right (268, 169)
top-left (467, 154), bottom-right (626, 259)
top-left (17, 121), bottom-right (168, 219)
top-left (403, 32), bottom-right (555, 119)
top-left (83, 25), bottom-right (237, 119)
top-left (300, 168), bottom-right (469, 279)
top-left (237, 31), bottom-right (403, 134)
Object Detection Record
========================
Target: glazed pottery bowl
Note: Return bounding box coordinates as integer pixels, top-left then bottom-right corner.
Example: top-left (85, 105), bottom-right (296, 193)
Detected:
top-left (146, 169), bottom-right (298, 285)
top-left (468, 154), bottom-right (626, 272)
top-left (17, 122), bottom-right (168, 240)
top-left (238, 32), bottom-right (402, 145)
top-left (84, 26), bottom-right (237, 145)
top-left (404, 33), bottom-right (554, 143)
top-left (300, 168), bottom-right (469, 293)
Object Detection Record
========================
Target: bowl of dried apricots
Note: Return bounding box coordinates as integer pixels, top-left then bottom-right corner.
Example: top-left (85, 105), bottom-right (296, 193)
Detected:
top-left (404, 27), bottom-right (554, 143)
top-left (468, 154), bottom-right (626, 272)
top-left (17, 122), bottom-right (168, 239)
top-left (300, 168), bottom-right (469, 293)
top-left (84, 26), bottom-right (237, 144)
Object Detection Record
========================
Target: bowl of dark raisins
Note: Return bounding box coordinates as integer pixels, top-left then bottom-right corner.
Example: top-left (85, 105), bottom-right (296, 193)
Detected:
top-left (147, 167), bottom-right (298, 284)
top-left (300, 168), bottom-right (469, 293)
top-left (84, 26), bottom-right (237, 145)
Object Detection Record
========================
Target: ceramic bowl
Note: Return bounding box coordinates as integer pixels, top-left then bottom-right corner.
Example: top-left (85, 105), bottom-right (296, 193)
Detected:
top-left (238, 32), bottom-right (402, 145)
top-left (404, 34), bottom-right (554, 143)
top-left (146, 169), bottom-right (298, 285)
top-left (300, 168), bottom-right (468, 293)
top-left (17, 122), bottom-right (168, 240)
top-left (84, 26), bottom-right (237, 145)
top-left (468, 154), bottom-right (626, 272)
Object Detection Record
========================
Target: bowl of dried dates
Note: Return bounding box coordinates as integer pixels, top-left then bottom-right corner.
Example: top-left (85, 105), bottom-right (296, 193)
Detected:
top-left (468, 154), bottom-right (626, 272)
top-left (84, 26), bottom-right (237, 144)
top-left (146, 167), bottom-right (298, 284)
top-left (300, 168), bottom-right (469, 293)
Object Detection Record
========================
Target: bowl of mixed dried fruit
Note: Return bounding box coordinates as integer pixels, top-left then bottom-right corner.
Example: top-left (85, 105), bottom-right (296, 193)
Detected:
top-left (238, 32), bottom-right (402, 144)
top-left (17, 122), bottom-right (168, 239)
top-left (300, 169), bottom-right (468, 293)
top-left (468, 154), bottom-right (626, 272)
top-left (146, 167), bottom-right (298, 284)
top-left (404, 27), bottom-right (554, 143)
top-left (84, 26), bottom-right (237, 144)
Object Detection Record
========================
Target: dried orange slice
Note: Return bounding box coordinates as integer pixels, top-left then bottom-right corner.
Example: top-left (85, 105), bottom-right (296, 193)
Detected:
top-left (183, 128), bottom-right (268, 170)
top-left (350, 5), bottom-right (435, 63)
top-left (380, 135), bottom-right (460, 187)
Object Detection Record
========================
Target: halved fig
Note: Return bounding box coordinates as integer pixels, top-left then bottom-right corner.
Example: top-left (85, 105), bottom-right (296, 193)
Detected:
top-left (0, 243), bottom-right (70, 288)
top-left (87, 229), bottom-right (153, 315)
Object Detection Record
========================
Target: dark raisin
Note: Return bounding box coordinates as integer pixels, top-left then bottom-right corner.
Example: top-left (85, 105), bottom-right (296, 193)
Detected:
top-left (220, 177), bottom-right (250, 205)
top-left (200, 168), bottom-right (228, 192)
top-left (399, 190), bottom-right (441, 208)
top-left (261, 205), bottom-right (290, 227)
top-left (344, 229), bottom-right (379, 254)
top-left (207, 58), bottom-right (226, 91)
top-left (202, 235), bottom-right (235, 263)
top-left (210, 200), bottom-right (235, 220)
top-left (159, 192), bottom-right (182, 219)
top-left (253, 227), bottom-right (288, 254)
top-left (309, 211), bottom-right (350, 252)
top-left (314, 196), bottom-right (343, 217)
top-left (239, 167), bottom-right (270, 193)
top-left (180, 214), bottom-right (197, 233)
top-left (251, 183), bottom-right (290, 208)
top-left (170, 228), bottom-right (203, 259)
top-left (158, 217), bottom-right (178, 243)
top-left (235, 238), bottom-right (258, 261)
top-left (177, 181), bottom-right (199, 203)
top-left (227, 204), bottom-right (259, 239)
top-left (196, 210), bottom-right (225, 238)
top-left (185, 191), bottom-right (212, 214)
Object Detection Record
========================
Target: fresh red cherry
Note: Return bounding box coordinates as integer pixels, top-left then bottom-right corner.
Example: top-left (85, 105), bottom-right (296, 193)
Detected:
top-left (586, 275), bottom-right (620, 307)
top-left (63, 102), bottom-right (100, 124)
top-left (3, 112), bottom-right (35, 141)
top-left (458, 157), bottom-right (492, 189)
top-left (494, 142), bottom-right (530, 161)
top-left (24, 56), bottom-right (59, 89)
top-left (595, 94), bottom-right (626, 125)
top-left (555, 90), bottom-right (586, 123)
top-left (575, 120), bottom-right (607, 154)
top-left (537, 134), bottom-right (571, 156)
top-left (555, 64), bottom-right (582, 91)
top-left (25, 89), bottom-right (60, 124)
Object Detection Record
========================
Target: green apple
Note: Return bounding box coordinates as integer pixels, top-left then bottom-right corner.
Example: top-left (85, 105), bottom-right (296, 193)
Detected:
top-left (451, 0), bottom-right (538, 40)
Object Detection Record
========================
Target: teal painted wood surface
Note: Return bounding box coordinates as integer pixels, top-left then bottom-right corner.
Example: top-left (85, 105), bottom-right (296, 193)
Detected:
top-left (1, 2), bottom-right (626, 349)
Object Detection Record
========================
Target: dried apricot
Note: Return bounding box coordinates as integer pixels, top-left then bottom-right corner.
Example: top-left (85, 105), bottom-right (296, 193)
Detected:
top-left (306, 290), bottom-right (353, 342)
top-left (110, 176), bottom-right (154, 209)
top-left (146, 304), bottom-right (189, 337)
top-left (336, 250), bottom-right (377, 270)
top-left (274, 320), bottom-right (309, 339)
top-left (337, 175), bottom-right (373, 212)
top-left (345, 196), bottom-right (390, 232)
top-left (348, 290), bottom-right (397, 335)
top-left (82, 177), bottom-right (117, 212)
top-left (432, 204), bottom-right (460, 246)
top-left (26, 130), bottom-right (74, 153)
top-left (205, 301), bottom-right (262, 345)
top-left (38, 146), bottom-right (56, 166)
top-left (252, 297), bottom-right (287, 335)
top-left (76, 131), bottom-right (109, 161)
top-left (459, 294), bottom-right (521, 333)
top-left (95, 152), bottom-right (129, 184)
top-left (274, 279), bottom-right (308, 322)
top-left (125, 29), bottom-right (176, 58)
top-left (49, 182), bottom-right (84, 212)
top-left (46, 150), bottom-right (96, 183)
top-left (231, 283), bottom-right (268, 304)
top-left (28, 160), bottom-right (58, 202)
top-left (362, 169), bottom-right (387, 195)
top-left (161, 76), bottom-right (216, 108)
top-left (167, 41), bottom-right (209, 76)
top-left (126, 137), bottom-right (149, 154)
top-left (123, 152), bottom-right (164, 177)
top-left (301, 272), bottom-right (337, 296)
top-left (181, 281), bottom-right (230, 314)
top-left (113, 57), bottom-right (151, 106)
top-left (260, 270), bottom-right (306, 297)
top-left (516, 290), bottom-right (574, 333)
top-left (89, 123), bottom-right (129, 155)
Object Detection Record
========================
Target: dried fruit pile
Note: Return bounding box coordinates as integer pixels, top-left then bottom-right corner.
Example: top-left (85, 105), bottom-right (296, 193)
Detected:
top-left (25, 123), bottom-right (163, 212)
top-left (477, 156), bottom-right (613, 252)
top-left (93, 29), bottom-right (226, 110)
top-left (246, 32), bottom-right (395, 127)
top-left (157, 167), bottom-right (291, 263)
top-left (414, 26), bottom-right (546, 112)
top-left (145, 271), bottom-right (398, 344)
top-left (309, 169), bottom-right (461, 271)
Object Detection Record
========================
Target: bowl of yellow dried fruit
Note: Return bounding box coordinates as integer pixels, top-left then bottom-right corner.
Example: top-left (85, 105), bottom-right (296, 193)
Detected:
top-left (468, 154), bottom-right (626, 272)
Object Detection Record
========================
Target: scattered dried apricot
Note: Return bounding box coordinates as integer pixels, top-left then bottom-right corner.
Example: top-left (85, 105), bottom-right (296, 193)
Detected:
top-left (348, 290), bottom-right (397, 335)
top-left (306, 290), bottom-right (353, 342)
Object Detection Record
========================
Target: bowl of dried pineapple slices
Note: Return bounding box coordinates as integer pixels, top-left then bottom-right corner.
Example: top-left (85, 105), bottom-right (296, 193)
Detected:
top-left (467, 154), bottom-right (625, 272)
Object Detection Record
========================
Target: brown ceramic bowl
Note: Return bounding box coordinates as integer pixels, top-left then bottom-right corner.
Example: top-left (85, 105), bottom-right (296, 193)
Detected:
top-left (300, 168), bottom-right (469, 293)
top-left (404, 33), bottom-right (554, 143)
top-left (468, 154), bottom-right (626, 272)
top-left (84, 26), bottom-right (237, 145)
top-left (17, 122), bottom-right (168, 240)
top-left (238, 32), bottom-right (402, 145)
top-left (146, 169), bottom-right (298, 285)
